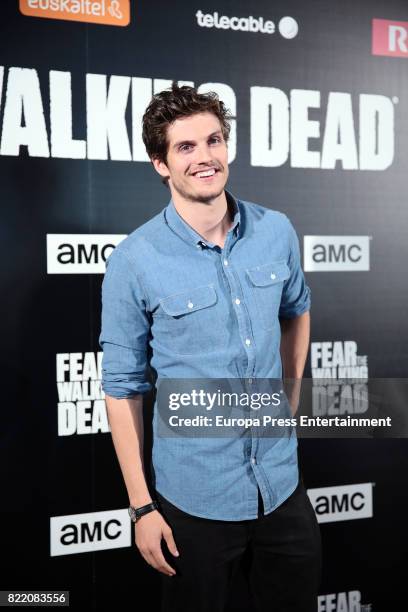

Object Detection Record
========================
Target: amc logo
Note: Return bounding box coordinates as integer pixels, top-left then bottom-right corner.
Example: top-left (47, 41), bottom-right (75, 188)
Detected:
top-left (303, 236), bottom-right (370, 272)
top-left (50, 509), bottom-right (131, 556)
top-left (372, 18), bottom-right (408, 58)
top-left (46, 234), bottom-right (127, 274)
top-left (307, 483), bottom-right (374, 523)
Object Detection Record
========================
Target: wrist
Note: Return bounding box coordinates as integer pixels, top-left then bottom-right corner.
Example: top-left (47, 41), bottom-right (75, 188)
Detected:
top-left (129, 494), bottom-right (153, 508)
top-left (128, 500), bottom-right (159, 523)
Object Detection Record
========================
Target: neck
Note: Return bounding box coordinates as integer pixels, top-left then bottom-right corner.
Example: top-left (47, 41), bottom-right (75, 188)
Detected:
top-left (171, 189), bottom-right (233, 246)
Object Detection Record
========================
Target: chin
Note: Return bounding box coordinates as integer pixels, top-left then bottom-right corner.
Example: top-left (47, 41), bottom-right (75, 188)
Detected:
top-left (195, 187), bottom-right (224, 203)
top-left (197, 180), bottom-right (226, 199)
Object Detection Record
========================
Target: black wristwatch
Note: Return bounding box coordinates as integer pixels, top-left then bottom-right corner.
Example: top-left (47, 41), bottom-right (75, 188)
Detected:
top-left (128, 500), bottom-right (159, 523)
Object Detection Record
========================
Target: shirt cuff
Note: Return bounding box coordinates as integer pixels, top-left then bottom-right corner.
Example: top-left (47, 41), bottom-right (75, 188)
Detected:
top-left (102, 376), bottom-right (152, 399)
top-left (279, 286), bottom-right (311, 319)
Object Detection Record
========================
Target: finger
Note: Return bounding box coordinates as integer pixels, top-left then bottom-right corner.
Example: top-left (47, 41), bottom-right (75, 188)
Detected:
top-left (142, 549), bottom-right (174, 576)
top-left (141, 549), bottom-right (157, 570)
top-left (163, 529), bottom-right (180, 557)
top-left (150, 547), bottom-right (177, 576)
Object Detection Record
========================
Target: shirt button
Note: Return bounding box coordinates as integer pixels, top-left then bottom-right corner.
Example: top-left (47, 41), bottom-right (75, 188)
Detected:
top-left (251, 457), bottom-right (256, 465)
top-left (270, 273), bottom-right (276, 279)
top-left (248, 378), bottom-right (253, 384)
top-left (235, 298), bottom-right (240, 305)
top-left (245, 338), bottom-right (251, 346)
top-left (187, 301), bottom-right (194, 309)
top-left (223, 259), bottom-right (228, 266)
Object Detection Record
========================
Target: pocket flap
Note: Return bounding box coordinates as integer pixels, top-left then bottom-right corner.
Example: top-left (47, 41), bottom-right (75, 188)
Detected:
top-left (160, 285), bottom-right (217, 317)
top-left (246, 260), bottom-right (290, 287)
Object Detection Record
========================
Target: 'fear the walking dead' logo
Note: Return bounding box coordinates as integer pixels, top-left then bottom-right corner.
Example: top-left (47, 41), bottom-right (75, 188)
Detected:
top-left (56, 352), bottom-right (109, 435)
top-left (310, 341), bottom-right (368, 416)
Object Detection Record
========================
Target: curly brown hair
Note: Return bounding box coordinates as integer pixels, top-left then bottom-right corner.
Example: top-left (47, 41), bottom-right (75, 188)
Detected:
top-left (142, 81), bottom-right (232, 165)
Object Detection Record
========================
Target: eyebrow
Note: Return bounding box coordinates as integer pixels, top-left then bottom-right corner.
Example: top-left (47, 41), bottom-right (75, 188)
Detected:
top-left (173, 130), bottom-right (223, 150)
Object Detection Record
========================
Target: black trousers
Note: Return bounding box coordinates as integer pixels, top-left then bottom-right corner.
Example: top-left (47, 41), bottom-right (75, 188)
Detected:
top-left (155, 476), bottom-right (322, 612)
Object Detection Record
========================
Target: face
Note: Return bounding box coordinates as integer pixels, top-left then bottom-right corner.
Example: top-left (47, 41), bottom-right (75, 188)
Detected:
top-left (152, 112), bottom-right (229, 204)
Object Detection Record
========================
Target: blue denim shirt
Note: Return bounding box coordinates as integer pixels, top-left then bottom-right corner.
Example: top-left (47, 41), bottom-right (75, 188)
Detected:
top-left (99, 191), bottom-right (311, 520)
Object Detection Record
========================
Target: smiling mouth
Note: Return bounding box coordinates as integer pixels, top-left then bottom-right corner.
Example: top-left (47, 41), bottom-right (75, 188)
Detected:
top-left (191, 168), bottom-right (219, 179)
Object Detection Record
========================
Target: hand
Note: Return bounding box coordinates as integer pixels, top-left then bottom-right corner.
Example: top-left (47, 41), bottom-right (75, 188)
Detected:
top-left (134, 510), bottom-right (179, 576)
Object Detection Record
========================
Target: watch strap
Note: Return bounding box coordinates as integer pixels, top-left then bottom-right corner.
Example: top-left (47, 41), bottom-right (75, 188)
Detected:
top-left (129, 500), bottom-right (159, 522)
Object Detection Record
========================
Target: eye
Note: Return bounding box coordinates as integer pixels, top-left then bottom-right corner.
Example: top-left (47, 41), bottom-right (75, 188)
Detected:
top-left (209, 136), bottom-right (221, 144)
top-left (179, 144), bottom-right (193, 152)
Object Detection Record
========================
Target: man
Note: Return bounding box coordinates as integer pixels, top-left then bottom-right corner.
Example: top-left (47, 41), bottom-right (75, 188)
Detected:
top-left (99, 83), bottom-right (322, 612)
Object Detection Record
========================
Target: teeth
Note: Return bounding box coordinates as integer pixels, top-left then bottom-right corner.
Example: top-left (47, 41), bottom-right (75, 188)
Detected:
top-left (196, 169), bottom-right (216, 178)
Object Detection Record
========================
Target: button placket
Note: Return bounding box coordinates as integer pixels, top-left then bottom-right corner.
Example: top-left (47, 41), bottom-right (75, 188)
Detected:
top-left (219, 247), bottom-right (255, 381)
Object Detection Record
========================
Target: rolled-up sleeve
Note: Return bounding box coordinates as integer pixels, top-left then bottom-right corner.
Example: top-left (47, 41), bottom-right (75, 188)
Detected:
top-left (279, 216), bottom-right (311, 319)
top-left (99, 246), bottom-right (152, 399)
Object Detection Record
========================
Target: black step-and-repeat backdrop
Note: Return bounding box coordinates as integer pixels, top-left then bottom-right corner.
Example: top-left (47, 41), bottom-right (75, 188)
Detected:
top-left (2, 1), bottom-right (407, 610)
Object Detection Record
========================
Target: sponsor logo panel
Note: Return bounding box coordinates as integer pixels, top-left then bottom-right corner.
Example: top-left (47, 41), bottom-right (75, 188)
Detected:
top-left (304, 236), bottom-right (370, 272)
top-left (46, 234), bottom-right (126, 273)
top-left (307, 483), bottom-right (374, 523)
top-left (372, 18), bottom-right (408, 58)
top-left (50, 508), bottom-right (131, 556)
top-left (19, 0), bottom-right (130, 27)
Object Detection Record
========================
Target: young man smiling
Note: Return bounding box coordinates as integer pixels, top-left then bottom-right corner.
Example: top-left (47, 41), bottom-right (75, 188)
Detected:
top-left (99, 83), bottom-right (322, 612)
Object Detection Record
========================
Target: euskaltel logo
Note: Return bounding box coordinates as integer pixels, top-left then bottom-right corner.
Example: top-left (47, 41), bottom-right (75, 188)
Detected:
top-left (19, 0), bottom-right (130, 27)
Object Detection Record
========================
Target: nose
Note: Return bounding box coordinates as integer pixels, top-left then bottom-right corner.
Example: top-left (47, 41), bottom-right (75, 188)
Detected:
top-left (193, 141), bottom-right (214, 165)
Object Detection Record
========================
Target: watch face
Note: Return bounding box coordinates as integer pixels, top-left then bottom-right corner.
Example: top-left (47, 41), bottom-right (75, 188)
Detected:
top-left (128, 506), bottom-right (136, 521)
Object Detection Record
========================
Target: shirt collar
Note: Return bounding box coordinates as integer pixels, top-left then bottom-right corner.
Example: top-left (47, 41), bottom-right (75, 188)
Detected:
top-left (164, 190), bottom-right (241, 248)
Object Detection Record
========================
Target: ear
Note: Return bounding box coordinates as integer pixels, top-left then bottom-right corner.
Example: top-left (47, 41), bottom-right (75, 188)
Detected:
top-left (151, 157), bottom-right (170, 180)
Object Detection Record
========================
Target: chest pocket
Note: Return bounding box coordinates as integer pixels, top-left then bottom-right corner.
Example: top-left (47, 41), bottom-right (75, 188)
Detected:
top-left (246, 260), bottom-right (290, 331)
top-left (153, 284), bottom-right (225, 355)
